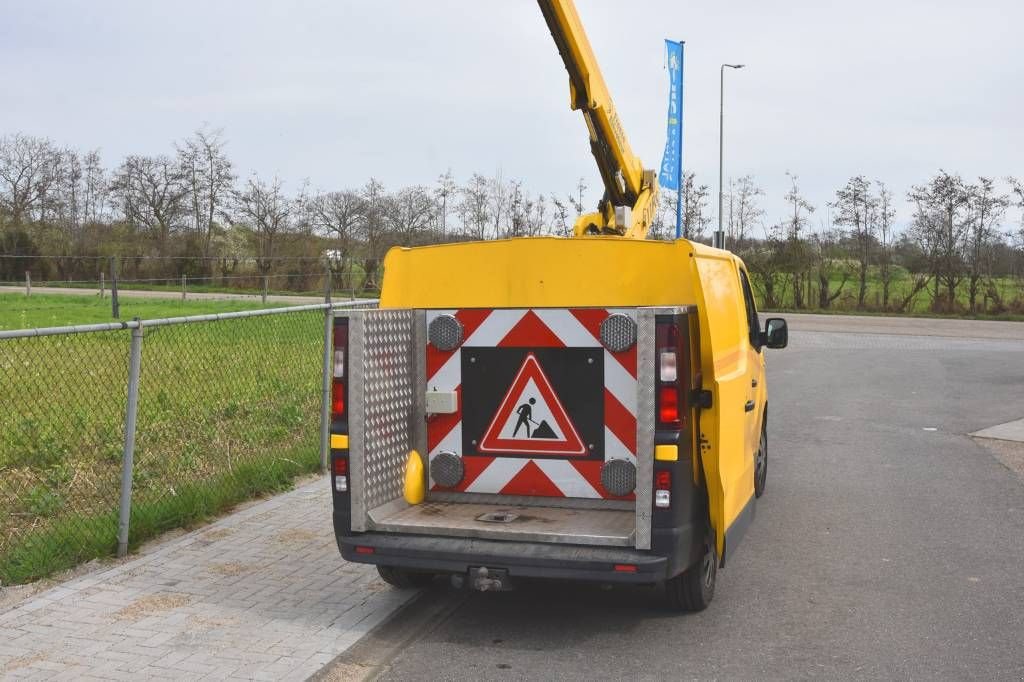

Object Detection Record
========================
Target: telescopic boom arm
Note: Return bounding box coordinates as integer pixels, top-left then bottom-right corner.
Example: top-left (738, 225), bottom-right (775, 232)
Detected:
top-left (537, 0), bottom-right (659, 239)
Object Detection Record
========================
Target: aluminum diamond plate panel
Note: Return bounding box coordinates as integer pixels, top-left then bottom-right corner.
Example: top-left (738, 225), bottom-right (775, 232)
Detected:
top-left (350, 310), bottom-right (417, 530)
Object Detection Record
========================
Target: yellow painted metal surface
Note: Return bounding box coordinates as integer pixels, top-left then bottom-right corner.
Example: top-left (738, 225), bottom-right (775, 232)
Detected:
top-left (403, 450), bottom-right (426, 505)
top-left (330, 434), bottom-right (349, 450)
top-left (654, 445), bottom-right (679, 462)
top-left (380, 237), bottom-right (698, 308)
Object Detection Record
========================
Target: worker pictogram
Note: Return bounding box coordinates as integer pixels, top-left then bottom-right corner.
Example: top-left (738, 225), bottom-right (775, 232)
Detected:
top-left (478, 353), bottom-right (587, 456)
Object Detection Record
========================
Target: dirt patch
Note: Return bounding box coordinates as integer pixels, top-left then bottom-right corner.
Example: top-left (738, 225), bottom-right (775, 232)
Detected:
top-left (208, 562), bottom-right (249, 577)
top-left (199, 527), bottom-right (235, 542)
top-left (973, 437), bottom-right (1024, 483)
top-left (274, 528), bottom-right (319, 545)
top-left (1, 653), bottom-right (46, 674)
top-left (189, 614), bottom-right (239, 630)
top-left (113, 592), bottom-right (191, 621)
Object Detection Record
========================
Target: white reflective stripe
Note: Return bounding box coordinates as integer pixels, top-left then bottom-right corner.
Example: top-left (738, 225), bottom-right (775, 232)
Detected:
top-left (533, 460), bottom-right (602, 498)
top-left (604, 351), bottom-right (637, 416)
top-left (604, 426), bottom-right (637, 464)
top-left (464, 309), bottom-right (526, 347)
top-left (428, 354), bottom-right (461, 391)
top-left (428, 422), bottom-right (462, 459)
top-left (533, 309), bottom-right (599, 347)
top-left (464, 458), bottom-right (523, 493)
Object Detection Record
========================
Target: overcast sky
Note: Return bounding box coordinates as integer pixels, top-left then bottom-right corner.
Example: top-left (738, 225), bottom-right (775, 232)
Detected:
top-left (2, 0), bottom-right (1022, 232)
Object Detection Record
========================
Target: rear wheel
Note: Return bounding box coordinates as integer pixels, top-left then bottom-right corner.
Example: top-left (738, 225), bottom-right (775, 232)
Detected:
top-left (754, 425), bottom-right (767, 498)
top-left (376, 565), bottom-right (435, 589)
top-left (665, 533), bottom-right (717, 612)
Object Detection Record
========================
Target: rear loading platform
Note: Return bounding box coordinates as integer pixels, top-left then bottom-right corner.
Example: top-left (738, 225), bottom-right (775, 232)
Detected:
top-left (330, 307), bottom-right (707, 588)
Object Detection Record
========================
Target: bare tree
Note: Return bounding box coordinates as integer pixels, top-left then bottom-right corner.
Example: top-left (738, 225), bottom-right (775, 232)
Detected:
top-left (0, 134), bottom-right (63, 225)
top-left (833, 175), bottom-right (878, 308)
top-left (435, 169), bottom-right (457, 238)
top-left (306, 189), bottom-right (363, 274)
top-left (177, 127), bottom-right (235, 261)
top-left (781, 173), bottom-right (815, 309)
top-left (728, 175), bottom-right (764, 252)
top-left (681, 171), bottom-right (711, 240)
top-left (357, 178), bottom-right (388, 290)
top-left (964, 177), bottom-right (1008, 313)
top-left (876, 181), bottom-right (896, 309)
top-left (388, 185), bottom-right (436, 246)
top-left (110, 154), bottom-right (189, 256)
top-left (551, 196), bottom-right (572, 237)
top-left (230, 174), bottom-right (292, 276)
top-left (488, 170), bottom-right (509, 237)
top-left (908, 171), bottom-right (970, 311)
top-left (457, 173), bottom-right (490, 240)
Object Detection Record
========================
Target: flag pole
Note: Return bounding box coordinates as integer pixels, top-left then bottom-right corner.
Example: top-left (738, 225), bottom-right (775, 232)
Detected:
top-left (675, 41), bottom-right (685, 239)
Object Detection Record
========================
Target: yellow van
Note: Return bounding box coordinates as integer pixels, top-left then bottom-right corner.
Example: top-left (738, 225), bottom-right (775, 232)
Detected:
top-left (328, 237), bottom-right (787, 610)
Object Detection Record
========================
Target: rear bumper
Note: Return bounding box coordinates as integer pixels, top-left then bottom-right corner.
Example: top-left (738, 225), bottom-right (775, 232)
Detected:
top-left (338, 532), bottom-right (671, 584)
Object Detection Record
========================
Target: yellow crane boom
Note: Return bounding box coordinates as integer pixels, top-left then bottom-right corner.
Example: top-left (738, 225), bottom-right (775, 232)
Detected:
top-left (537, 0), bottom-right (659, 239)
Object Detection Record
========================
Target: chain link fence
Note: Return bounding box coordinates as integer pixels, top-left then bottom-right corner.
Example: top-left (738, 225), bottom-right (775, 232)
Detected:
top-left (0, 300), bottom-right (375, 585)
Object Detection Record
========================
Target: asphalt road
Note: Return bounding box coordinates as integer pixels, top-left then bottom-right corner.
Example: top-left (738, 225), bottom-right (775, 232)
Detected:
top-left (331, 316), bottom-right (1024, 680)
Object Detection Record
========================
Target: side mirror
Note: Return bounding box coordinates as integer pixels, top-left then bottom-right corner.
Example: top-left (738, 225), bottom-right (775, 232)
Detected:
top-left (762, 318), bottom-right (788, 349)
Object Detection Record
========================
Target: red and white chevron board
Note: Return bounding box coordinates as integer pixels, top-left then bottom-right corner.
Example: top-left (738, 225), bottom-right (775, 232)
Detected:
top-left (426, 308), bottom-right (638, 499)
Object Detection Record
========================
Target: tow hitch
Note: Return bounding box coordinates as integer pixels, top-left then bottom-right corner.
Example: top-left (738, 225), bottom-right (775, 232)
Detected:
top-left (451, 566), bottom-right (514, 592)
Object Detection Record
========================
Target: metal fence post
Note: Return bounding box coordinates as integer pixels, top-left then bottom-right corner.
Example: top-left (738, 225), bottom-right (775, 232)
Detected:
top-left (319, 305), bottom-right (334, 475)
top-left (100, 271), bottom-right (105, 299)
top-left (25, 271), bottom-right (31, 296)
top-left (181, 274), bottom-right (186, 300)
top-left (117, 322), bottom-right (144, 557)
top-left (111, 257), bottom-right (120, 319)
top-left (262, 275), bottom-right (268, 304)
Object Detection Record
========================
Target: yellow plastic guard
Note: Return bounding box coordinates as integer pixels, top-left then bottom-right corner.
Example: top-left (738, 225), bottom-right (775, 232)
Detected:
top-left (330, 434), bottom-right (349, 450)
top-left (404, 450), bottom-right (425, 505)
top-left (654, 444), bottom-right (679, 461)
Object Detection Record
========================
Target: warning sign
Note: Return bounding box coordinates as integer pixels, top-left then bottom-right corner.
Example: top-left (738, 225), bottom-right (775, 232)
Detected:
top-left (478, 353), bottom-right (587, 456)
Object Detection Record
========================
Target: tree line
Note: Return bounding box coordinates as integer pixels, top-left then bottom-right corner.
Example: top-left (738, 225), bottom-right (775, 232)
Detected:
top-left (1, 128), bottom-right (1022, 312)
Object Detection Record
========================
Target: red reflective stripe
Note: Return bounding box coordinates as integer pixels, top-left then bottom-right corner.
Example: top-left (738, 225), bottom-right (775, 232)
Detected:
top-left (426, 309), bottom-right (493, 380)
top-left (568, 308), bottom-right (607, 341)
top-left (613, 564), bottom-right (637, 573)
top-left (570, 460), bottom-right (635, 500)
top-left (498, 460), bottom-right (563, 497)
top-left (604, 389), bottom-right (637, 454)
top-left (497, 310), bottom-right (564, 348)
top-left (451, 455), bottom-right (495, 491)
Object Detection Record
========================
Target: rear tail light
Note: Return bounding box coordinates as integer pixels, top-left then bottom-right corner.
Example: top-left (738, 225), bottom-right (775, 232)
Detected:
top-left (332, 319), bottom-right (349, 420)
top-left (613, 564), bottom-right (638, 573)
top-left (655, 469), bottom-right (671, 508)
top-left (333, 456), bottom-right (349, 493)
top-left (655, 319), bottom-right (685, 429)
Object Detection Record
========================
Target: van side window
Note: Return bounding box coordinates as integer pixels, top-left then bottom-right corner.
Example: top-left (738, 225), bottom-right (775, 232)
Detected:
top-left (739, 269), bottom-right (760, 349)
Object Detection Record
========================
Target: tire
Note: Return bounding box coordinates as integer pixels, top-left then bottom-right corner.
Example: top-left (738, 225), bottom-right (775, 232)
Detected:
top-left (376, 565), bottom-right (435, 589)
top-left (754, 425), bottom-right (767, 498)
top-left (665, 533), bottom-right (717, 612)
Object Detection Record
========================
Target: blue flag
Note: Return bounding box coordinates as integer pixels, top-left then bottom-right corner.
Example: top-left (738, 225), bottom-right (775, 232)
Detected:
top-left (659, 40), bottom-right (684, 192)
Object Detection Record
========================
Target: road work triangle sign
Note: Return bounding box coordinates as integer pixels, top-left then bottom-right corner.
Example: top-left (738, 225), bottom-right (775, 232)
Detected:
top-left (478, 353), bottom-right (587, 456)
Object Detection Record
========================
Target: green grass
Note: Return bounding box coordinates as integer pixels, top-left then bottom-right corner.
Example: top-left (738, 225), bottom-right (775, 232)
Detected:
top-left (751, 269), bottom-right (1024, 319)
top-left (0, 296), bottom-right (329, 585)
top-left (0, 293), bottom-right (292, 330)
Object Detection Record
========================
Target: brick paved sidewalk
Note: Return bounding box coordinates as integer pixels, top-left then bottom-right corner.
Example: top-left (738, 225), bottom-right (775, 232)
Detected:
top-left (0, 477), bottom-right (417, 680)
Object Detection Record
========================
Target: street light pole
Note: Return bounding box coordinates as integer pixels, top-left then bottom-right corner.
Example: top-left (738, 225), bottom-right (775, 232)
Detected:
top-left (717, 63), bottom-right (745, 250)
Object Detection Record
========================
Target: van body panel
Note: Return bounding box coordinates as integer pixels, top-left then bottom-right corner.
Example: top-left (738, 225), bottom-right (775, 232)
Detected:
top-left (337, 236), bottom-right (774, 579)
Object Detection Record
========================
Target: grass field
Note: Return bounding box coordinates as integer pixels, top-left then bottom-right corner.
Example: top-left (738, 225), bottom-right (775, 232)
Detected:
top-left (752, 269), bottom-right (1024, 319)
top-left (0, 294), bottom-right (329, 584)
top-left (0, 292), bottom-right (294, 330)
